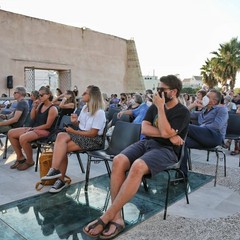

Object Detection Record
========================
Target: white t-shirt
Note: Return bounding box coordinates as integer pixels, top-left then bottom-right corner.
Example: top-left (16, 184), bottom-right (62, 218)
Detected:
top-left (78, 105), bottom-right (106, 135)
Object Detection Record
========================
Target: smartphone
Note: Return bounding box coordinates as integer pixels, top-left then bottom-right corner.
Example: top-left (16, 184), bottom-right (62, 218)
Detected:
top-left (63, 123), bottom-right (69, 128)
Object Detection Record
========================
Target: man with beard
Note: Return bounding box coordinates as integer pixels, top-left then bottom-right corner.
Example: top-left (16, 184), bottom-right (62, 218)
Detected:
top-left (83, 75), bottom-right (190, 239)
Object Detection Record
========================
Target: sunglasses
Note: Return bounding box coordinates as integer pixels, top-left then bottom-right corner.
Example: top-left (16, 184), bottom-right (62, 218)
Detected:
top-left (39, 93), bottom-right (47, 97)
top-left (157, 87), bottom-right (171, 92)
top-left (14, 91), bottom-right (19, 94)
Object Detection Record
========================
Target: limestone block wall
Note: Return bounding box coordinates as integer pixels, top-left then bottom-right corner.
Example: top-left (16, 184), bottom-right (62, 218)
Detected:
top-left (0, 10), bottom-right (145, 96)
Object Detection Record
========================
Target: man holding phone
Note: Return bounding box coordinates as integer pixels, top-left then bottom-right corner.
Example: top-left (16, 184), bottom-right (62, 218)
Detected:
top-left (83, 75), bottom-right (190, 239)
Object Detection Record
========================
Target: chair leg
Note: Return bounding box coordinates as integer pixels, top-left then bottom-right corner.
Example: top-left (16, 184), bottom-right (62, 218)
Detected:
top-left (239, 153), bottom-right (240, 167)
top-left (0, 139), bottom-right (3, 147)
top-left (35, 145), bottom-right (41, 172)
top-left (142, 177), bottom-right (148, 192)
top-left (223, 151), bottom-right (227, 177)
top-left (76, 152), bottom-right (85, 173)
top-left (214, 150), bottom-right (219, 187)
top-left (84, 155), bottom-right (92, 192)
top-left (207, 150), bottom-right (210, 161)
top-left (177, 169), bottom-right (189, 205)
top-left (3, 136), bottom-right (8, 159)
top-left (164, 171), bottom-right (171, 220)
top-left (187, 148), bottom-right (192, 170)
top-left (104, 160), bottom-right (112, 177)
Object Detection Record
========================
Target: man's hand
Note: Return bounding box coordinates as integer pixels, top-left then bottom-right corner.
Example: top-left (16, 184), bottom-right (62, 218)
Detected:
top-left (169, 135), bottom-right (184, 146)
top-left (153, 92), bottom-right (165, 108)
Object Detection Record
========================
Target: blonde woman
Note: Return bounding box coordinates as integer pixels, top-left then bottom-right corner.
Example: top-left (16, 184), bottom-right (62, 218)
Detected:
top-left (41, 85), bottom-right (106, 193)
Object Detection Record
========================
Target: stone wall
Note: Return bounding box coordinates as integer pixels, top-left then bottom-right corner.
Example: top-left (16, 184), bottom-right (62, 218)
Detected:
top-left (0, 10), bottom-right (145, 96)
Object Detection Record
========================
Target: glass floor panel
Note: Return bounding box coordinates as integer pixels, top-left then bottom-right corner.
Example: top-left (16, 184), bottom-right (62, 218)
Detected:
top-left (0, 172), bottom-right (213, 240)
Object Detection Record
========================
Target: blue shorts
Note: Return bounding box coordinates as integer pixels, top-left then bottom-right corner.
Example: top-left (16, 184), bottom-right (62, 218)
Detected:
top-left (121, 139), bottom-right (178, 177)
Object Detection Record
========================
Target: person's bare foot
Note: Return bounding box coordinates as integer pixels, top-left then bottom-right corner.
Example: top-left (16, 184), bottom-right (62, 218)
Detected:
top-left (83, 218), bottom-right (107, 237)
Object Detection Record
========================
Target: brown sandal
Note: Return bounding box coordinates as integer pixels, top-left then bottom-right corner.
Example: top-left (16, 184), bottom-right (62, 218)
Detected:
top-left (17, 161), bottom-right (35, 171)
top-left (10, 159), bottom-right (26, 169)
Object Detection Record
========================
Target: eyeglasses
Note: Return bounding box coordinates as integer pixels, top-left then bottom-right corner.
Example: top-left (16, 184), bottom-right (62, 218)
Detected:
top-left (39, 93), bottom-right (47, 97)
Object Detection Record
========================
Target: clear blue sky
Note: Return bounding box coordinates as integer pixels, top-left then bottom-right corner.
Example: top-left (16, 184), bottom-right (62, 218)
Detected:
top-left (1, 0), bottom-right (240, 82)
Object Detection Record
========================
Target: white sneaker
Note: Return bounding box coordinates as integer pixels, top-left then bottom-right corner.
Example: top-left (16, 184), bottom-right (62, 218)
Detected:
top-left (41, 168), bottom-right (62, 181)
top-left (49, 179), bottom-right (66, 193)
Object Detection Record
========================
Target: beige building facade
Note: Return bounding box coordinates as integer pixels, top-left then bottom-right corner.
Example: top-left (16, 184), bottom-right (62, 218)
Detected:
top-left (0, 10), bottom-right (145, 97)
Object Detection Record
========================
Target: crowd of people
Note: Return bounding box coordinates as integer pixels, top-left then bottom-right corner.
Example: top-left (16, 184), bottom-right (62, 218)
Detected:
top-left (1, 75), bottom-right (239, 239)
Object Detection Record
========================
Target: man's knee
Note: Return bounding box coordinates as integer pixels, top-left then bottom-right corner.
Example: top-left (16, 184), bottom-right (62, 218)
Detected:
top-left (112, 154), bottom-right (130, 171)
top-left (130, 159), bottom-right (149, 176)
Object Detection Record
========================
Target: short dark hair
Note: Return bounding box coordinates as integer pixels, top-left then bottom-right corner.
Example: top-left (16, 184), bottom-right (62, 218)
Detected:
top-left (159, 75), bottom-right (182, 97)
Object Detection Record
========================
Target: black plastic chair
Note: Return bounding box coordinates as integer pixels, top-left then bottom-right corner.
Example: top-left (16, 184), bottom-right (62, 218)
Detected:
top-left (105, 107), bottom-right (121, 122)
top-left (225, 113), bottom-right (240, 167)
top-left (85, 121), bottom-right (141, 191)
top-left (143, 136), bottom-right (189, 220)
top-left (188, 145), bottom-right (226, 187)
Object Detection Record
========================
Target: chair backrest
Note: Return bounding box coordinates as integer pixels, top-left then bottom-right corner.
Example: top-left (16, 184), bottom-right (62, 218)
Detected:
top-left (226, 113), bottom-right (240, 136)
top-left (167, 134), bottom-right (188, 169)
top-left (106, 107), bottom-right (121, 122)
top-left (107, 121), bottom-right (141, 155)
top-left (110, 112), bottom-right (130, 127)
top-left (98, 121), bottom-right (109, 150)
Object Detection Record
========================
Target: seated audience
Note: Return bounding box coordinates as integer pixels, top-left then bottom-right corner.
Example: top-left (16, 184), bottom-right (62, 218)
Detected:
top-left (8, 86), bottom-right (58, 171)
top-left (188, 89), bottom-right (207, 112)
top-left (28, 90), bottom-right (40, 112)
top-left (118, 93), bottom-right (128, 110)
top-left (117, 93), bottom-right (152, 124)
top-left (0, 93), bottom-right (10, 110)
top-left (52, 88), bottom-right (63, 106)
top-left (224, 95), bottom-right (236, 113)
top-left (0, 86), bottom-right (29, 134)
top-left (83, 75), bottom-right (190, 239)
top-left (41, 85), bottom-right (106, 193)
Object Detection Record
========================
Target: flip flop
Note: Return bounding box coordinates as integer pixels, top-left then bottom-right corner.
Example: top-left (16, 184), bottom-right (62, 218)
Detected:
top-left (83, 218), bottom-right (107, 238)
top-left (17, 161), bottom-right (35, 171)
top-left (10, 159), bottom-right (26, 169)
top-left (99, 221), bottom-right (125, 239)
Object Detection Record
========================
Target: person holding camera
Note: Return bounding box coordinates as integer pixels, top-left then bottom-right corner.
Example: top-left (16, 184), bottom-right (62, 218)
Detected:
top-left (41, 85), bottom-right (106, 193)
top-left (57, 90), bottom-right (77, 122)
top-left (83, 75), bottom-right (190, 239)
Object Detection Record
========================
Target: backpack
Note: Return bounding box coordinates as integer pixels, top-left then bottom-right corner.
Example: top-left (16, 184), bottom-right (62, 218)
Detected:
top-left (35, 150), bottom-right (71, 191)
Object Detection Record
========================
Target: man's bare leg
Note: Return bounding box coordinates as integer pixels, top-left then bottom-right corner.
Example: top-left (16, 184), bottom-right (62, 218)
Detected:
top-left (84, 157), bottom-right (150, 237)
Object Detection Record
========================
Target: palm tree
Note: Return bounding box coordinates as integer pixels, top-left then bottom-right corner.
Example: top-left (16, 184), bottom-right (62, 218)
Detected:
top-left (201, 37), bottom-right (240, 90)
top-left (200, 59), bottom-right (218, 88)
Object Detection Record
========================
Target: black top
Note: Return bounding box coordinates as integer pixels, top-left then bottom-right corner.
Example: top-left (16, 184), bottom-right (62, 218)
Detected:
top-left (31, 104), bottom-right (56, 131)
top-left (143, 103), bottom-right (190, 155)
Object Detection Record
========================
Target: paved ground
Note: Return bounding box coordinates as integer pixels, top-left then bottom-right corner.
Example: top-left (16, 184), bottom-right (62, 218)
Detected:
top-left (0, 141), bottom-right (240, 239)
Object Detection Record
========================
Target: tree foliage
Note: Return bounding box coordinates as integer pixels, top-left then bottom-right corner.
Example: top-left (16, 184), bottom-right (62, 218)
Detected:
top-left (201, 37), bottom-right (240, 90)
